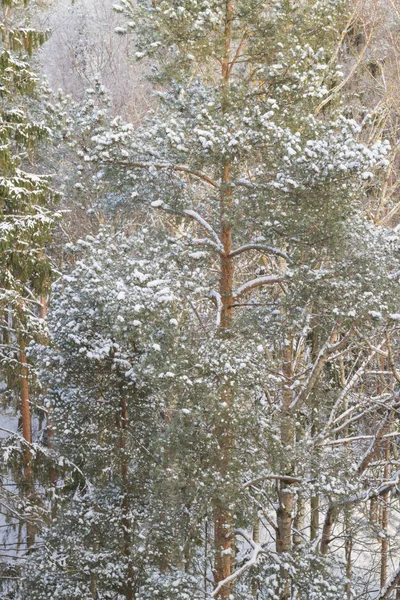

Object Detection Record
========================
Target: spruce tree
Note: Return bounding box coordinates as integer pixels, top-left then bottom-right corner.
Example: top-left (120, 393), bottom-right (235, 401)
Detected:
top-left (0, 0), bottom-right (57, 561)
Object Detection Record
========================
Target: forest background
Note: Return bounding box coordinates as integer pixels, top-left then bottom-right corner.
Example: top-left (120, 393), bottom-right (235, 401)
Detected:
top-left (2, 0), bottom-right (400, 599)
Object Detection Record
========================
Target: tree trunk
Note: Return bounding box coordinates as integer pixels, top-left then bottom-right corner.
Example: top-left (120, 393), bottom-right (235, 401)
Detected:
top-left (214, 499), bottom-right (234, 600)
top-left (378, 360), bottom-right (390, 591)
top-left (40, 298), bottom-right (57, 493)
top-left (20, 343), bottom-right (32, 452)
top-left (310, 330), bottom-right (320, 544)
top-left (90, 552), bottom-right (99, 600)
top-left (380, 439), bottom-right (390, 590)
top-left (213, 3), bottom-right (236, 596)
top-left (277, 486), bottom-right (294, 554)
top-left (204, 516), bottom-right (209, 598)
top-left (345, 515), bottom-right (352, 600)
top-left (293, 494), bottom-right (305, 548)
top-left (213, 176), bottom-right (235, 599)
top-left (310, 496), bottom-right (319, 541)
top-left (19, 340), bottom-right (35, 549)
top-left (320, 504), bottom-right (337, 555)
top-left (370, 496), bottom-right (378, 526)
top-left (276, 347), bottom-right (294, 600)
top-left (119, 393), bottom-right (134, 600)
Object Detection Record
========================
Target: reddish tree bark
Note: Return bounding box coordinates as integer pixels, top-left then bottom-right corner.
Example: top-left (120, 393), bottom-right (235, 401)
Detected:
top-left (19, 340), bottom-right (35, 548)
top-left (212, 2), bottom-right (236, 598)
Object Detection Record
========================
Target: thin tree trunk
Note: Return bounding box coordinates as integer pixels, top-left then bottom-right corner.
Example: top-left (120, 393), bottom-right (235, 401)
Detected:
top-left (320, 504), bottom-right (337, 555)
top-left (19, 340), bottom-right (35, 549)
top-left (3, 308), bottom-right (12, 389)
top-left (293, 494), bottom-right (305, 548)
top-left (19, 343), bottom-right (32, 453)
top-left (16, 520), bottom-right (23, 556)
top-left (345, 515), bottom-right (352, 600)
top-left (204, 516), bottom-right (209, 599)
top-left (40, 295), bottom-right (47, 321)
top-left (370, 496), bottom-right (378, 526)
top-left (40, 297), bottom-right (57, 494)
top-left (380, 439), bottom-right (390, 589)
top-left (377, 357), bottom-right (390, 591)
top-left (90, 551), bottom-right (98, 599)
top-left (310, 330), bottom-right (320, 544)
top-left (119, 393), bottom-right (134, 600)
top-left (310, 496), bottom-right (319, 541)
top-left (251, 517), bottom-right (260, 597)
top-left (213, 196), bottom-right (235, 599)
top-left (276, 347), bottom-right (294, 600)
top-left (293, 424), bottom-right (305, 549)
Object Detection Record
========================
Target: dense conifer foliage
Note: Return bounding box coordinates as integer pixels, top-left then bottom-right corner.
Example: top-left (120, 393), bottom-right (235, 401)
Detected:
top-left (0, 0), bottom-right (58, 577)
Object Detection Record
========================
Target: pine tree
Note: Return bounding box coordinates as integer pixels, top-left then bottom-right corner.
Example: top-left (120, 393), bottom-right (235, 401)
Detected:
top-left (90, 0), bottom-right (398, 597)
top-left (20, 228), bottom-right (191, 599)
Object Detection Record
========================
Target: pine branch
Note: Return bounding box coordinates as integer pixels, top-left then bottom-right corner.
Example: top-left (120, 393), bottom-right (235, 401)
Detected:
top-left (211, 529), bottom-right (277, 598)
top-left (243, 474), bottom-right (302, 488)
top-left (209, 290), bottom-right (223, 328)
top-left (105, 159), bottom-right (219, 188)
top-left (229, 244), bottom-right (292, 263)
top-left (233, 275), bottom-right (283, 299)
top-left (151, 201), bottom-right (223, 250)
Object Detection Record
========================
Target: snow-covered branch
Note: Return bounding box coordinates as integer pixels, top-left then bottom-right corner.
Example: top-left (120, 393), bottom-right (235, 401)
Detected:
top-left (243, 473), bottom-right (302, 488)
top-left (209, 290), bottom-right (223, 328)
top-left (233, 275), bottom-right (283, 299)
top-left (106, 159), bottom-right (219, 189)
top-left (184, 209), bottom-right (222, 249)
top-left (151, 201), bottom-right (223, 250)
top-left (323, 431), bottom-right (400, 447)
top-left (379, 565), bottom-right (400, 599)
top-left (328, 470), bottom-right (400, 511)
top-left (320, 341), bottom-right (385, 436)
top-left (211, 529), bottom-right (271, 598)
top-left (290, 326), bottom-right (352, 411)
top-left (357, 399), bottom-right (397, 474)
top-left (229, 244), bottom-right (292, 263)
